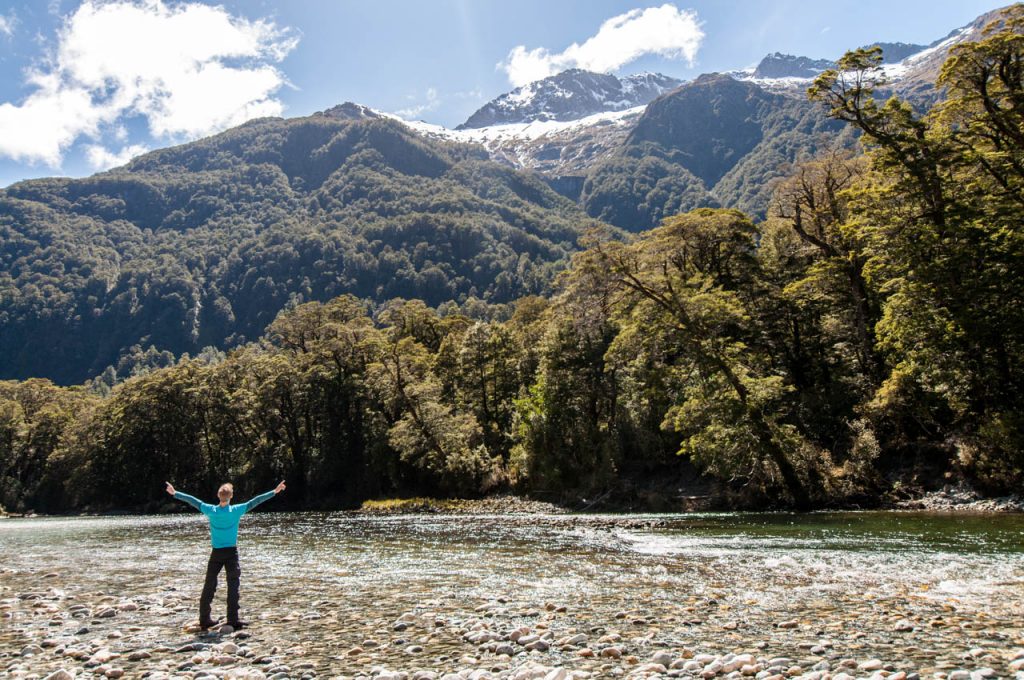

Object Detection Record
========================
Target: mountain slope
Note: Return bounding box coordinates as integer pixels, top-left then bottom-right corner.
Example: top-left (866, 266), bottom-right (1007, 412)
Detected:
top-left (578, 74), bottom-right (851, 229)
top-left (0, 115), bottom-right (603, 384)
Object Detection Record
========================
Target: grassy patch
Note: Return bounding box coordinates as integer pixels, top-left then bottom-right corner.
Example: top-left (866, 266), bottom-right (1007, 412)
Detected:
top-left (359, 497), bottom-right (454, 513)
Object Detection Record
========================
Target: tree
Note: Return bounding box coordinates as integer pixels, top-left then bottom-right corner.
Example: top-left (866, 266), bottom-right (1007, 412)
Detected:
top-left (768, 151), bottom-right (878, 380)
top-left (583, 209), bottom-right (816, 508)
top-left (810, 7), bottom-right (1024, 486)
top-left (368, 336), bottom-right (490, 495)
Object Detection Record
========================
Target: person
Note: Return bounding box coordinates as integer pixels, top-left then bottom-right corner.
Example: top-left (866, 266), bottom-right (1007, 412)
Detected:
top-left (165, 480), bottom-right (286, 631)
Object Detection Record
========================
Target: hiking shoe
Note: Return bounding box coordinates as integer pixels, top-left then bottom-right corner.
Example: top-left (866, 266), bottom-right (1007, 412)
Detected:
top-left (199, 618), bottom-right (220, 631)
top-left (226, 620), bottom-right (247, 631)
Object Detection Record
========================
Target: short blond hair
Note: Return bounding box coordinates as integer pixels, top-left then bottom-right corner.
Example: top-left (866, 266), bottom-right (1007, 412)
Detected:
top-left (217, 483), bottom-right (234, 497)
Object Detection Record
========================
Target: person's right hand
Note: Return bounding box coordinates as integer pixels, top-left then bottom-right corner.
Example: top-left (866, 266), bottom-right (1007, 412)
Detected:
top-left (165, 481), bottom-right (175, 496)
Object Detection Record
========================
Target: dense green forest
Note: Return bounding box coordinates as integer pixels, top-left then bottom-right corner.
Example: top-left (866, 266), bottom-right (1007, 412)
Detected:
top-left (1, 8), bottom-right (1022, 513)
top-left (0, 117), bottom-right (598, 383)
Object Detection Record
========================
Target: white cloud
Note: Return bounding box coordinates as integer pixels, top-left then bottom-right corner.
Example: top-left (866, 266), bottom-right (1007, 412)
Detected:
top-left (0, 0), bottom-right (298, 166)
top-left (85, 142), bottom-right (149, 171)
top-left (0, 11), bottom-right (15, 38)
top-left (396, 87), bottom-right (440, 120)
top-left (500, 4), bottom-right (703, 87)
top-left (454, 88), bottom-right (484, 100)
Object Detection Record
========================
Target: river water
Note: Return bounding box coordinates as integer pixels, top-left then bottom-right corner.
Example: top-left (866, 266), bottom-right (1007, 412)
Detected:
top-left (2, 511), bottom-right (1023, 677)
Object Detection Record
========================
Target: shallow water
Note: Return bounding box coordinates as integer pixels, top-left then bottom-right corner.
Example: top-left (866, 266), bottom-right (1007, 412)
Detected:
top-left (2, 511), bottom-right (1023, 676)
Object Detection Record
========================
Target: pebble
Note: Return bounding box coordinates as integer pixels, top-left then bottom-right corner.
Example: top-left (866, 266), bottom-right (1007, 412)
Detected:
top-left (651, 651), bottom-right (674, 666)
top-left (42, 672), bottom-right (74, 680)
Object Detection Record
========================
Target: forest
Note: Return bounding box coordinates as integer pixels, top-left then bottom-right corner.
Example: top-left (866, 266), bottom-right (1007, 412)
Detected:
top-left (1, 8), bottom-right (1022, 513)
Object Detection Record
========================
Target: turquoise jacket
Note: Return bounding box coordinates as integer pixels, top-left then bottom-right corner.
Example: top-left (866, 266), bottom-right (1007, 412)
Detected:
top-left (174, 490), bottom-right (276, 548)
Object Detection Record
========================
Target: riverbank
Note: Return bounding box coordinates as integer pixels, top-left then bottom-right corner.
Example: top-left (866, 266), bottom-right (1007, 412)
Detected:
top-left (3, 567), bottom-right (1023, 680)
top-left (355, 485), bottom-right (1024, 516)
top-left (891, 483), bottom-right (1024, 513)
top-left (5, 478), bottom-right (1024, 519)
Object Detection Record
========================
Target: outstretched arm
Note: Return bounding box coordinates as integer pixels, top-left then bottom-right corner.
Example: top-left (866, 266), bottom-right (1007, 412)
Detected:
top-left (166, 482), bottom-right (211, 514)
top-left (242, 480), bottom-right (286, 513)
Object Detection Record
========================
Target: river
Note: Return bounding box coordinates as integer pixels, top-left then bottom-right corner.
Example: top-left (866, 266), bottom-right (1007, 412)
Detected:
top-left (2, 511), bottom-right (1022, 678)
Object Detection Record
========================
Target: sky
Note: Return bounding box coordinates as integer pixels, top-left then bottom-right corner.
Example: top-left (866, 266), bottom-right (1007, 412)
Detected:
top-left (0, 0), bottom-right (1008, 188)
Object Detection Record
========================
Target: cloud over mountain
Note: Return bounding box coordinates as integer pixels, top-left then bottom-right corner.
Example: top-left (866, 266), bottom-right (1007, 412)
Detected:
top-left (500, 4), bottom-right (703, 87)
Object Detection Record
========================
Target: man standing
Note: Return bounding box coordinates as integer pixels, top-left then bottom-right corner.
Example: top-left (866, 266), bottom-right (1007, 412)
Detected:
top-left (165, 480), bottom-right (286, 631)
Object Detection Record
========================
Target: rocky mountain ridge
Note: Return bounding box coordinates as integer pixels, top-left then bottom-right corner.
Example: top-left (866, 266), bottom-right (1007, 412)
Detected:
top-left (457, 70), bottom-right (682, 129)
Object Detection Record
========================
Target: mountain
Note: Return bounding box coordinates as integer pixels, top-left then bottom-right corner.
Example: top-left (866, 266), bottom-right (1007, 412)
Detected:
top-left (747, 43), bottom-right (925, 81)
top-left (415, 72), bottom-right (853, 229)
top-left (1, 5), bottom-right (1009, 384)
top-left (371, 68), bottom-right (683, 182)
top-left (395, 6), bottom-right (1008, 228)
top-left (752, 53), bottom-right (836, 79)
top-left (458, 69), bottom-right (682, 129)
top-left (734, 8), bottom-right (1003, 98)
top-left (0, 115), bottom-right (605, 384)
top-left (866, 41), bottom-right (930, 63)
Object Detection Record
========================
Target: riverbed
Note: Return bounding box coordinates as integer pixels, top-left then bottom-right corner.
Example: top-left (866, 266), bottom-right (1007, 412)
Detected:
top-left (2, 512), bottom-right (1023, 679)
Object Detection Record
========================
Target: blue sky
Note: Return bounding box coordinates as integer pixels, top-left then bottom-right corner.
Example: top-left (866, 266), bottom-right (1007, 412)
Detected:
top-left (0, 0), bottom-right (1007, 187)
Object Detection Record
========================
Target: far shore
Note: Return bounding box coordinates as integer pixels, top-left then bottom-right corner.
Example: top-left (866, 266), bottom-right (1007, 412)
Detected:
top-left (2, 484), bottom-right (1022, 519)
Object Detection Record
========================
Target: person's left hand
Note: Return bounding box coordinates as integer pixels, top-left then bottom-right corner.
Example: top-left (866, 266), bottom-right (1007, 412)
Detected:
top-left (274, 480), bottom-right (286, 494)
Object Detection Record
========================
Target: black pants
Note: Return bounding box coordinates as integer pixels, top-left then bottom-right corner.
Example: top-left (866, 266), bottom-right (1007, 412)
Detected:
top-left (199, 546), bottom-right (241, 625)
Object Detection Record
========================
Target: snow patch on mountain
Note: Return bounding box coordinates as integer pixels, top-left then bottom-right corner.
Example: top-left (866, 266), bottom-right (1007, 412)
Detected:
top-left (879, 26), bottom-right (972, 80)
top-left (458, 69), bottom-right (681, 129)
top-left (385, 106), bottom-right (643, 170)
top-left (393, 105), bottom-right (640, 142)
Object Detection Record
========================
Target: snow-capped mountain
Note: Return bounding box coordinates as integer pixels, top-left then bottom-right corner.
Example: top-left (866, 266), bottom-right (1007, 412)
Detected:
top-left (733, 9), bottom-right (998, 98)
top-left (750, 44), bottom-right (925, 79)
top-left (423, 6), bottom-right (1004, 178)
top-left (378, 68), bottom-right (681, 176)
top-left (372, 5), bottom-right (1008, 218)
top-left (398, 106), bottom-right (643, 176)
top-left (457, 69), bottom-right (682, 129)
top-left (752, 53), bottom-right (836, 79)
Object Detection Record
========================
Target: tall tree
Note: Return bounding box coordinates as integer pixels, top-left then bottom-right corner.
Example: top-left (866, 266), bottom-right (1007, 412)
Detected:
top-left (581, 209), bottom-right (817, 508)
top-left (810, 7), bottom-right (1024, 485)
